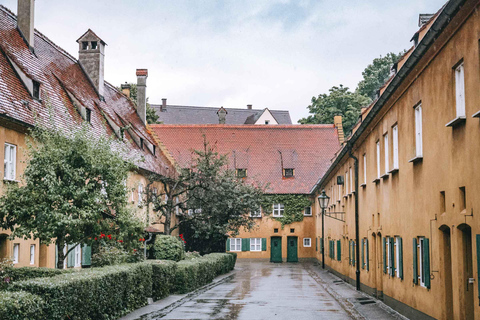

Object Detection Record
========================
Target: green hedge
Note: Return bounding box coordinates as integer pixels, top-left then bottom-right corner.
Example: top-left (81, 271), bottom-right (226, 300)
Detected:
top-left (0, 267), bottom-right (72, 290)
top-left (149, 260), bottom-right (177, 300)
top-left (0, 291), bottom-right (45, 320)
top-left (9, 263), bottom-right (152, 320)
top-left (153, 235), bottom-right (185, 262)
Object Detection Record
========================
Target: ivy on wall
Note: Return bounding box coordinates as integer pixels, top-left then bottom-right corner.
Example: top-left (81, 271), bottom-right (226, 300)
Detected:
top-left (261, 194), bottom-right (312, 227)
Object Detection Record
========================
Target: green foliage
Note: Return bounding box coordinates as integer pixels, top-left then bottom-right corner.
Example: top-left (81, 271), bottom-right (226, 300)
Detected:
top-left (0, 124), bottom-right (140, 269)
top-left (119, 83), bottom-right (160, 124)
top-left (0, 266), bottom-right (70, 289)
top-left (0, 291), bottom-right (46, 320)
top-left (9, 263), bottom-right (152, 320)
top-left (184, 251), bottom-right (201, 260)
top-left (92, 245), bottom-right (130, 267)
top-left (148, 260), bottom-right (177, 300)
top-left (153, 235), bottom-right (185, 262)
top-left (261, 194), bottom-right (312, 227)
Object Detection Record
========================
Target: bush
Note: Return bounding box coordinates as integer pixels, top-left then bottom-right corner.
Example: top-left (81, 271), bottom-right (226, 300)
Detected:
top-left (0, 266), bottom-right (71, 290)
top-left (148, 260), bottom-right (177, 300)
top-left (92, 244), bottom-right (130, 267)
top-left (153, 235), bottom-right (185, 261)
top-left (0, 291), bottom-right (45, 320)
top-left (9, 263), bottom-right (152, 320)
top-left (184, 251), bottom-right (201, 260)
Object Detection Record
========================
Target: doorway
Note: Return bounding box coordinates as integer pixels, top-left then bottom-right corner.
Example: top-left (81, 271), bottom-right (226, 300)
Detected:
top-left (270, 237), bottom-right (282, 263)
top-left (287, 236), bottom-right (298, 262)
top-left (439, 225), bottom-right (453, 320)
top-left (458, 224), bottom-right (474, 320)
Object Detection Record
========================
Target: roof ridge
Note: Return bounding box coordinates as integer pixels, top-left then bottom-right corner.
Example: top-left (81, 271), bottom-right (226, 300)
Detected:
top-left (149, 124), bottom-right (335, 129)
top-left (150, 104), bottom-right (290, 113)
top-left (0, 5), bottom-right (15, 18)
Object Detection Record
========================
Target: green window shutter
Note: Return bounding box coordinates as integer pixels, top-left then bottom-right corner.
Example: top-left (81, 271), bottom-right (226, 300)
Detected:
top-left (81, 245), bottom-right (91, 267)
top-left (477, 235), bottom-right (480, 301)
top-left (226, 238), bottom-right (231, 251)
top-left (366, 239), bottom-right (370, 271)
top-left (337, 240), bottom-right (341, 261)
top-left (242, 238), bottom-right (249, 252)
top-left (424, 238), bottom-right (431, 289)
top-left (262, 238), bottom-right (267, 251)
top-left (399, 237), bottom-right (403, 280)
top-left (383, 237), bottom-right (387, 274)
top-left (389, 238), bottom-right (395, 277)
top-left (67, 244), bottom-right (74, 268)
top-left (361, 239), bottom-right (365, 269)
top-left (332, 241), bottom-right (334, 259)
top-left (413, 238), bottom-right (418, 285)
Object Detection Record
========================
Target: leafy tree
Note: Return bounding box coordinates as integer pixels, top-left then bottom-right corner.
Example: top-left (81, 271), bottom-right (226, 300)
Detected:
top-left (356, 52), bottom-right (404, 100)
top-left (119, 83), bottom-right (160, 124)
top-left (298, 85), bottom-right (370, 135)
top-left (0, 124), bottom-right (143, 269)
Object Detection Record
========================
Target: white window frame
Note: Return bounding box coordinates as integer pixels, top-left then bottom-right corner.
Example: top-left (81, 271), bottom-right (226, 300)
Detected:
top-left (4, 143), bottom-right (16, 181)
top-left (304, 206), bottom-right (312, 216)
top-left (30, 244), bottom-right (35, 265)
top-left (386, 237), bottom-right (391, 274)
top-left (137, 183), bottom-right (143, 206)
top-left (363, 154), bottom-right (367, 185)
top-left (230, 238), bottom-right (241, 252)
top-left (376, 141), bottom-right (381, 178)
top-left (395, 236), bottom-right (401, 278)
top-left (418, 237), bottom-right (426, 287)
top-left (13, 243), bottom-right (19, 264)
top-left (74, 244), bottom-right (81, 267)
top-left (455, 62), bottom-right (466, 117)
top-left (392, 125), bottom-right (399, 169)
top-left (303, 238), bottom-right (312, 247)
top-left (384, 133), bottom-right (389, 174)
top-left (415, 104), bottom-right (423, 157)
top-left (250, 238), bottom-right (261, 251)
top-left (273, 203), bottom-right (284, 217)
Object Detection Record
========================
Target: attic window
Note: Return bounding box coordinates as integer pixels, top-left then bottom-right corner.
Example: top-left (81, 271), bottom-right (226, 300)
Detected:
top-left (32, 81), bottom-right (40, 99)
top-left (140, 138), bottom-right (144, 150)
top-left (91, 41), bottom-right (98, 50)
top-left (153, 145), bottom-right (156, 156)
top-left (265, 120), bottom-right (270, 124)
top-left (236, 169), bottom-right (247, 178)
top-left (283, 168), bottom-right (294, 178)
top-left (82, 41), bottom-right (88, 50)
top-left (85, 108), bottom-right (91, 123)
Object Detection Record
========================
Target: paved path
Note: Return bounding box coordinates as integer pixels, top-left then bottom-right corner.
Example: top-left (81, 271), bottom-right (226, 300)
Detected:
top-left (122, 260), bottom-right (408, 320)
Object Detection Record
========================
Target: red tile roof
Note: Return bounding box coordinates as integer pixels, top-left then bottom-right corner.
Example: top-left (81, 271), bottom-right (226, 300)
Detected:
top-left (0, 5), bottom-right (172, 176)
top-left (150, 124), bottom-right (340, 194)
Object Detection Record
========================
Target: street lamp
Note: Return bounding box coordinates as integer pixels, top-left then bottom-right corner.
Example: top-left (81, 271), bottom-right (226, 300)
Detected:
top-left (317, 190), bottom-right (330, 269)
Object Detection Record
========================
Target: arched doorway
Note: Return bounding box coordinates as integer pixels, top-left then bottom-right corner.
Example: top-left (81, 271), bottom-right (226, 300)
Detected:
top-left (439, 225), bottom-right (453, 320)
top-left (457, 223), bottom-right (474, 320)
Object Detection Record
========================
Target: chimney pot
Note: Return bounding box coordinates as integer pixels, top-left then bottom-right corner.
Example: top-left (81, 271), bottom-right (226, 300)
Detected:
top-left (17, 0), bottom-right (35, 50)
top-left (247, 104), bottom-right (252, 110)
top-left (136, 69), bottom-right (148, 124)
top-left (161, 98), bottom-right (167, 112)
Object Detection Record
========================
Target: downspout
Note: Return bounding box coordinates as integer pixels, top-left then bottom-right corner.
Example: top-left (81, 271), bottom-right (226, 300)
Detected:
top-left (144, 232), bottom-right (153, 259)
top-left (349, 150), bottom-right (360, 291)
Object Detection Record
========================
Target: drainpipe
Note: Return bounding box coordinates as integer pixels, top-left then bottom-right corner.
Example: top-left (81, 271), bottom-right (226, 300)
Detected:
top-left (144, 232), bottom-right (153, 259)
top-left (349, 151), bottom-right (360, 291)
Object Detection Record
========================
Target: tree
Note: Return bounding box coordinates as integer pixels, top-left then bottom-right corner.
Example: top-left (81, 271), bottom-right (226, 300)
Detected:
top-left (298, 85), bottom-right (370, 135)
top-left (0, 124), bottom-right (142, 269)
top-left (119, 83), bottom-right (160, 124)
top-left (356, 52), bottom-right (404, 100)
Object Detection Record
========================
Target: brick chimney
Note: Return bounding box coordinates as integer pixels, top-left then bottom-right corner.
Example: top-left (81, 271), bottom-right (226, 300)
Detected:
top-left (247, 104), bottom-right (252, 110)
top-left (136, 69), bottom-right (148, 124)
top-left (121, 82), bottom-right (131, 98)
top-left (17, 0), bottom-right (35, 51)
top-left (334, 115), bottom-right (345, 144)
top-left (161, 98), bottom-right (167, 112)
top-left (77, 29), bottom-right (106, 99)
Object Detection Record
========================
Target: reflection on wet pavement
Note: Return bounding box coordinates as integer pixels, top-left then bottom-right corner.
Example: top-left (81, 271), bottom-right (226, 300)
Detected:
top-left (146, 260), bottom-right (353, 320)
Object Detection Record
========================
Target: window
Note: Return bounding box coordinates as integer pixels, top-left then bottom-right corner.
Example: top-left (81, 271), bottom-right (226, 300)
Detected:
top-left (460, 186), bottom-right (466, 212)
top-left (418, 237), bottom-right (426, 287)
top-left (86, 108), bottom-right (91, 123)
top-left (395, 236), bottom-right (401, 278)
top-left (4, 143), bottom-right (16, 181)
top-left (91, 41), bottom-right (98, 50)
top-left (75, 245), bottom-right (81, 267)
top-left (386, 237), bottom-right (392, 274)
top-left (363, 154), bottom-right (367, 185)
top-left (30, 244), bottom-right (35, 265)
top-left (392, 125), bottom-right (399, 169)
top-left (230, 238), bottom-right (241, 251)
top-left (82, 41), bottom-right (88, 50)
top-left (274, 228), bottom-right (278, 233)
top-left (32, 80), bottom-right (40, 99)
top-left (304, 206), bottom-right (312, 216)
top-left (440, 191), bottom-right (446, 213)
top-left (265, 120), bottom-right (270, 124)
top-left (415, 104), bottom-right (423, 157)
top-left (384, 133), bottom-right (389, 173)
top-left (455, 62), bottom-right (466, 117)
top-left (236, 169), bottom-right (247, 178)
top-left (345, 171), bottom-right (348, 194)
top-left (153, 145), bottom-right (156, 156)
top-left (137, 183), bottom-right (143, 206)
top-left (273, 203), bottom-right (284, 217)
top-left (376, 141), bottom-right (381, 178)
top-left (13, 244), bottom-right (19, 264)
top-left (304, 238), bottom-right (311, 247)
top-left (290, 228), bottom-right (295, 233)
top-left (250, 208), bottom-right (261, 217)
top-left (349, 167), bottom-right (353, 192)
top-left (283, 168), bottom-right (294, 178)
top-left (140, 138), bottom-right (144, 150)
top-left (250, 238), bottom-right (261, 251)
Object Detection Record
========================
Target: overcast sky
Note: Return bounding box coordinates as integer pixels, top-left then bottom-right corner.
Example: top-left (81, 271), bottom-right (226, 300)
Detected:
top-left (3, 0), bottom-right (446, 122)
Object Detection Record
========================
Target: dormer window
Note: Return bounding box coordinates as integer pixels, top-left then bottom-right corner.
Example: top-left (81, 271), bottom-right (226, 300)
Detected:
top-left (283, 168), bottom-right (294, 178)
top-left (140, 138), bottom-right (144, 150)
top-left (153, 145), bottom-right (156, 156)
top-left (82, 41), bottom-right (88, 50)
top-left (91, 41), bottom-right (98, 50)
top-left (86, 108), bottom-right (91, 123)
top-left (32, 81), bottom-right (40, 100)
top-left (236, 168), bottom-right (247, 178)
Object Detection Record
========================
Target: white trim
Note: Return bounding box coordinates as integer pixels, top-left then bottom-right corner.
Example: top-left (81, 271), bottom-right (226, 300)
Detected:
top-left (418, 237), bottom-right (426, 287)
top-left (250, 238), bottom-right (261, 251)
top-left (384, 133), bottom-right (389, 174)
top-left (230, 238), bottom-right (242, 252)
top-left (304, 206), bottom-right (312, 216)
top-left (376, 141), bottom-right (381, 178)
top-left (74, 245), bottom-right (81, 267)
top-left (363, 154), bottom-right (367, 185)
top-left (303, 238), bottom-right (312, 247)
top-left (30, 244), bottom-right (35, 265)
top-left (4, 143), bottom-right (16, 181)
top-left (395, 236), bottom-right (401, 278)
top-left (273, 203), bottom-right (284, 217)
top-left (392, 125), bottom-right (399, 169)
top-left (13, 243), bottom-right (19, 264)
top-left (455, 62), bottom-right (466, 117)
top-left (415, 105), bottom-right (423, 157)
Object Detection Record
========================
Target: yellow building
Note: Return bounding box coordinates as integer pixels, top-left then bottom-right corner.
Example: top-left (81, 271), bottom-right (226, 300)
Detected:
top-left (314, 1), bottom-right (480, 319)
top-left (0, 2), bottom-right (175, 268)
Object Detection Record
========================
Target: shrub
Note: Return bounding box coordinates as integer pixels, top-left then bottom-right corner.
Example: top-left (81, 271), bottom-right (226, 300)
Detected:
top-left (92, 244), bottom-right (130, 267)
top-left (184, 251), bottom-right (201, 260)
top-left (9, 262), bottom-right (152, 320)
top-left (0, 265), bottom-right (71, 290)
top-left (153, 235), bottom-right (185, 261)
top-left (0, 291), bottom-right (45, 320)
top-left (148, 260), bottom-right (177, 300)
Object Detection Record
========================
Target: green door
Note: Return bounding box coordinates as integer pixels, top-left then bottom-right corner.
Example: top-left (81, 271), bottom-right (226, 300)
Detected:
top-left (287, 236), bottom-right (298, 262)
top-left (270, 237), bottom-right (282, 263)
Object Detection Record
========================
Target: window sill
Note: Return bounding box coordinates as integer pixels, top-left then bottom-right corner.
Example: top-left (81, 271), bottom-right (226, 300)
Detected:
top-left (472, 110), bottom-right (480, 118)
top-left (343, 195), bottom-right (348, 199)
top-left (360, 183), bottom-right (366, 188)
top-left (388, 168), bottom-right (399, 174)
top-left (372, 178), bottom-right (380, 184)
top-left (408, 156), bottom-right (423, 164)
top-left (381, 173), bottom-right (389, 179)
top-left (445, 116), bottom-right (466, 127)
top-left (304, 214), bottom-right (313, 217)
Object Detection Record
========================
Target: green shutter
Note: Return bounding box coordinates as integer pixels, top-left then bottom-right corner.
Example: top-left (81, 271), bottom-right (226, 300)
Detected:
top-left (82, 245), bottom-right (91, 267)
top-left (262, 238), bottom-right (267, 251)
top-left (399, 237), bottom-right (403, 280)
top-left (361, 239), bottom-right (365, 269)
top-left (67, 244), bottom-right (74, 268)
top-left (424, 238), bottom-right (431, 289)
top-left (477, 235), bottom-right (480, 301)
top-left (242, 238), bottom-right (249, 252)
top-left (349, 241), bottom-right (351, 265)
top-left (337, 240), bottom-right (341, 261)
top-left (366, 239), bottom-right (370, 271)
top-left (352, 241), bottom-right (356, 266)
top-left (383, 237), bottom-right (387, 274)
top-left (226, 238), bottom-right (231, 251)
top-left (413, 238), bottom-right (418, 285)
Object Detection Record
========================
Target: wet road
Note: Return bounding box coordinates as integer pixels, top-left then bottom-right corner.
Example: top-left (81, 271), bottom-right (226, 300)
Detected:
top-left (140, 260), bottom-right (355, 320)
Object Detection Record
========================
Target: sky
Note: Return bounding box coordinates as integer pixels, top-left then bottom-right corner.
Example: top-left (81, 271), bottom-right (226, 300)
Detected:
top-left (2, 0), bottom-right (446, 123)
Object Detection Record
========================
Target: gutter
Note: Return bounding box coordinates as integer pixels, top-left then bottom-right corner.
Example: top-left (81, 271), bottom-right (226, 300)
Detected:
top-left (310, 0), bottom-right (465, 195)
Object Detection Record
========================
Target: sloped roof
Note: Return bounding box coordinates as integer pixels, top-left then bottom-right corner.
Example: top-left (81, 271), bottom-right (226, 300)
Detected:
top-left (150, 104), bottom-right (292, 125)
top-left (0, 5), bottom-right (172, 176)
top-left (150, 124), bottom-right (340, 194)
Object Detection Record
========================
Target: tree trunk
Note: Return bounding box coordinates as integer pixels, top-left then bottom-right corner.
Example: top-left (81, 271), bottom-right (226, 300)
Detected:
top-left (164, 209), bottom-right (171, 235)
top-left (56, 241), bottom-right (64, 269)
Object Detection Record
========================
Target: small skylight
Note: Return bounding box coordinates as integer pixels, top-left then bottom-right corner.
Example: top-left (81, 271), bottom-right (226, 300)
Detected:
top-left (283, 168), bottom-right (294, 178)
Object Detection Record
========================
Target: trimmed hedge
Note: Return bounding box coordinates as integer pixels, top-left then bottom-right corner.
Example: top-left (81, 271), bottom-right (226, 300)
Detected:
top-left (149, 260), bottom-right (177, 300)
top-left (9, 263), bottom-right (152, 320)
top-left (4, 266), bottom-right (70, 282)
top-left (153, 235), bottom-right (185, 261)
top-left (0, 291), bottom-right (45, 320)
